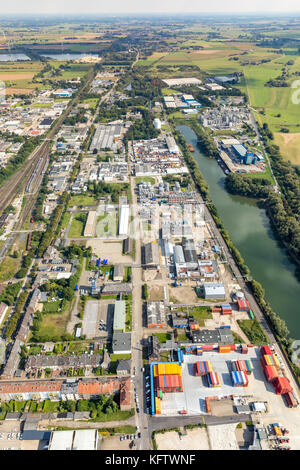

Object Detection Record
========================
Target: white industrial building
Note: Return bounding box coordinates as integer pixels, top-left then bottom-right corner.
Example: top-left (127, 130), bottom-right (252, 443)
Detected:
top-left (49, 430), bottom-right (98, 450)
top-left (118, 205), bottom-right (130, 236)
top-left (203, 282), bottom-right (226, 299)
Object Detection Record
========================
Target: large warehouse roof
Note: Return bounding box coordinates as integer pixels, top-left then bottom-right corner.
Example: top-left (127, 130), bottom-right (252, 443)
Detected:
top-left (113, 300), bottom-right (126, 331)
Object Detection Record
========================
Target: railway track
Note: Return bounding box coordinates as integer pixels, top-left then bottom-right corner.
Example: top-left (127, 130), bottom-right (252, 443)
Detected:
top-left (0, 68), bottom-right (95, 219)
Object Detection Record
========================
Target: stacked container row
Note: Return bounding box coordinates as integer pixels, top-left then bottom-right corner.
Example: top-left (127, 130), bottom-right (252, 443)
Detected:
top-left (221, 304), bottom-right (232, 315)
top-left (207, 372), bottom-right (221, 388)
top-left (194, 360), bottom-right (213, 376)
top-left (231, 360), bottom-right (252, 375)
top-left (231, 370), bottom-right (249, 387)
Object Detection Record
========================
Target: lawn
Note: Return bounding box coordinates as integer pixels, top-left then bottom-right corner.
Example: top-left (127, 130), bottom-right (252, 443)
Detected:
top-left (68, 213), bottom-right (87, 238)
top-left (82, 98), bottom-right (99, 109)
top-left (42, 300), bottom-right (61, 314)
top-left (68, 195), bottom-right (97, 207)
top-left (181, 306), bottom-right (212, 326)
top-left (135, 176), bottom-right (156, 185)
top-left (237, 319), bottom-right (269, 345)
top-left (0, 255), bottom-right (19, 282)
top-left (61, 212), bottom-right (71, 229)
top-left (153, 333), bottom-right (171, 343)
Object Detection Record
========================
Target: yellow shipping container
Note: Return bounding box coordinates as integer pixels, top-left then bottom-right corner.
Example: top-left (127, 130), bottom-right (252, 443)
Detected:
top-left (157, 362), bottom-right (181, 376)
top-left (273, 355), bottom-right (281, 370)
top-left (264, 355), bottom-right (272, 366)
top-left (155, 397), bottom-right (161, 414)
top-left (274, 426), bottom-right (282, 437)
top-left (219, 347), bottom-right (231, 353)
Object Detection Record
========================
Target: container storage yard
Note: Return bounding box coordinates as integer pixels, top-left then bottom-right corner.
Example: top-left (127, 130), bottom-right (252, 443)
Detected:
top-left (150, 345), bottom-right (299, 419)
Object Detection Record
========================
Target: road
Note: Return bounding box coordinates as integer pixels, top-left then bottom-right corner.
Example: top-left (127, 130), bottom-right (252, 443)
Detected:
top-left (129, 170), bottom-right (151, 450)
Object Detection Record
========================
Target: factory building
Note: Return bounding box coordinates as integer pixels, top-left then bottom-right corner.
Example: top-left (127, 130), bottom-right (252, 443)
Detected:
top-left (203, 283), bottom-right (226, 300)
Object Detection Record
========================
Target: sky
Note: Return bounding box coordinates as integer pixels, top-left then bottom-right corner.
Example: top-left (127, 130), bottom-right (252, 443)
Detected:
top-left (1, 0), bottom-right (300, 15)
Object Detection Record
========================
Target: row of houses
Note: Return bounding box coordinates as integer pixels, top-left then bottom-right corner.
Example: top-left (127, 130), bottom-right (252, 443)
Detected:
top-left (0, 377), bottom-right (131, 410)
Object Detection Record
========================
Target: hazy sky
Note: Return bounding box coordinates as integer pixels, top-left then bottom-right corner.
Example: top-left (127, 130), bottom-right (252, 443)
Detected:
top-left (1, 0), bottom-right (300, 15)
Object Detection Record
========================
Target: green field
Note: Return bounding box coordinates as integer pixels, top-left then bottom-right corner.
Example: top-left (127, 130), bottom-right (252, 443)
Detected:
top-left (68, 213), bottom-right (87, 238)
top-left (68, 195), bottom-right (97, 207)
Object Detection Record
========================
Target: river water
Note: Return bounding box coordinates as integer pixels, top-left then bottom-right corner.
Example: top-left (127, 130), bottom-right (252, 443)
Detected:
top-left (40, 53), bottom-right (100, 60)
top-left (177, 124), bottom-right (300, 339)
top-left (0, 54), bottom-right (30, 61)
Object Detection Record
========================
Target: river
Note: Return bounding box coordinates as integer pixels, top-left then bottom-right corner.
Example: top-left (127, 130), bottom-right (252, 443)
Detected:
top-left (177, 124), bottom-right (300, 339)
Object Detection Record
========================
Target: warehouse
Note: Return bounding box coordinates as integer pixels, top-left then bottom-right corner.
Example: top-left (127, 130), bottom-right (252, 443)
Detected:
top-left (113, 264), bottom-right (124, 282)
top-left (147, 301), bottom-right (167, 328)
top-left (143, 242), bottom-right (160, 268)
top-left (182, 239), bottom-right (197, 264)
top-left (49, 430), bottom-right (98, 450)
top-left (101, 283), bottom-right (132, 296)
top-left (90, 123), bottom-right (125, 152)
top-left (162, 78), bottom-right (202, 87)
top-left (118, 205), bottom-right (130, 236)
top-left (84, 211), bottom-right (96, 237)
top-left (189, 328), bottom-right (233, 344)
top-left (113, 300), bottom-right (126, 332)
top-left (203, 283), bottom-right (226, 300)
top-left (112, 331), bottom-right (131, 354)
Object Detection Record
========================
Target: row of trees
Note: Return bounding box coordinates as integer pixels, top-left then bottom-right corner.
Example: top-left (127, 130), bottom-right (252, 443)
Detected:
top-left (37, 191), bottom-right (70, 258)
top-left (0, 137), bottom-right (41, 188)
top-left (225, 173), bottom-right (272, 198)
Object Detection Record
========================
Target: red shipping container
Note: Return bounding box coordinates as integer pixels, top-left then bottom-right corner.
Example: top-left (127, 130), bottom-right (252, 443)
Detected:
top-left (202, 344), bottom-right (214, 351)
top-left (273, 377), bottom-right (292, 395)
top-left (263, 365), bottom-right (278, 382)
top-left (261, 345), bottom-right (272, 356)
top-left (284, 392), bottom-right (297, 408)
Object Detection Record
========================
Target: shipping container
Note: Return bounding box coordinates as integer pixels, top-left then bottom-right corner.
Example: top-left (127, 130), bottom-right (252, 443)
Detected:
top-left (261, 345), bottom-right (272, 356)
top-left (219, 345), bottom-right (231, 353)
top-left (284, 392), bottom-right (297, 408)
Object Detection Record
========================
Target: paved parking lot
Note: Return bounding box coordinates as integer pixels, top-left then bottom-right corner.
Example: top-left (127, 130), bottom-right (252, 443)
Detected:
top-left (82, 299), bottom-right (114, 339)
top-left (82, 300), bottom-right (99, 339)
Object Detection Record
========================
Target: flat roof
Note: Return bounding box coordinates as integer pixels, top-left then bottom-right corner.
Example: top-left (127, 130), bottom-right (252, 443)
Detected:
top-left (113, 300), bottom-right (126, 331)
top-left (49, 431), bottom-right (74, 450)
top-left (73, 430), bottom-right (98, 450)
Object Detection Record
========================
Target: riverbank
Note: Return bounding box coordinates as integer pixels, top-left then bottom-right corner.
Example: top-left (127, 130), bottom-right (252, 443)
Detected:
top-left (172, 123), bottom-right (300, 383)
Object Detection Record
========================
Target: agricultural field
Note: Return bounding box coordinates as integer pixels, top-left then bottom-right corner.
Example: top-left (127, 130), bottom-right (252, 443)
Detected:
top-left (140, 41), bottom-right (300, 162)
top-left (0, 61), bottom-right (44, 94)
top-left (274, 133), bottom-right (300, 166)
